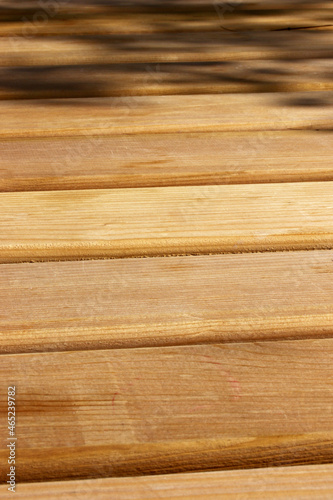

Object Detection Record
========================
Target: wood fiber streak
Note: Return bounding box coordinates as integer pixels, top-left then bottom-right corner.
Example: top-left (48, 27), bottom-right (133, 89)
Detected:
top-left (0, 182), bottom-right (332, 262)
top-left (1, 91), bottom-right (333, 138)
top-left (1, 130), bottom-right (333, 192)
top-left (1, 464), bottom-right (333, 499)
top-left (1, 251), bottom-right (333, 353)
top-left (0, 340), bottom-right (333, 482)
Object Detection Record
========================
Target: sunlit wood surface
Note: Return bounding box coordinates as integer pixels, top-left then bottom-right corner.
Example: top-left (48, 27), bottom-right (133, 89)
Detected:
top-left (1, 0), bottom-right (333, 497)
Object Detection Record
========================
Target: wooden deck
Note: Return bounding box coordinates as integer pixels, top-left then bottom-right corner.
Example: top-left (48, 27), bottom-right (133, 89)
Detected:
top-left (0, 1), bottom-right (333, 497)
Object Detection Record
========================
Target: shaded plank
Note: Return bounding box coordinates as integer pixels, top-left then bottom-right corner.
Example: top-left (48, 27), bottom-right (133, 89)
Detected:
top-left (221, 1), bottom-right (333, 32)
top-left (1, 251), bottom-right (333, 353)
top-left (3, 31), bottom-right (333, 66)
top-left (1, 464), bottom-right (333, 499)
top-left (0, 1), bottom-right (332, 36)
top-left (1, 91), bottom-right (333, 139)
top-left (2, 130), bottom-right (333, 192)
top-left (1, 59), bottom-right (333, 100)
top-left (0, 8), bottom-right (230, 36)
top-left (0, 182), bottom-right (332, 262)
top-left (0, 339), bottom-right (333, 482)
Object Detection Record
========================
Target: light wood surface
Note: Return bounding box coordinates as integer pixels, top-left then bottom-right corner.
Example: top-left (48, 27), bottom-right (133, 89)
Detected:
top-left (1, 0), bottom-right (333, 490)
top-left (1, 464), bottom-right (333, 499)
top-left (1, 59), bottom-right (333, 100)
top-left (1, 91), bottom-right (332, 139)
top-left (2, 130), bottom-right (333, 192)
top-left (3, 31), bottom-right (333, 66)
top-left (0, 339), bottom-right (333, 482)
top-left (1, 251), bottom-right (333, 353)
top-left (0, 182), bottom-right (332, 262)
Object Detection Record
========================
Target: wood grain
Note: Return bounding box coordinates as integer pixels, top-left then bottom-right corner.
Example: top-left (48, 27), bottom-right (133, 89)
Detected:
top-left (1, 59), bottom-right (333, 100)
top-left (0, 182), bottom-right (332, 262)
top-left (2, 130), bottom-right (333, 192)
top-left (1, 464), bottom-right (333, 499)
top-left (0, 339), bottom-right (333, 482)
top-left (0, 1), bottom-right (332, 36)
top-left (1, 251), bottom-right (333, 353)
top-left (3, 31), bottom-right (333, 66)
top-left (1, 91), bottom-right (333, 139)
top-left (1, 0), bottom-right (333, 490)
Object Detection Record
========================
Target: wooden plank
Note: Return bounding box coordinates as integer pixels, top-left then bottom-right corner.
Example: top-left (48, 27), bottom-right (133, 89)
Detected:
top-left (1, 251), bottom-right (333, 354)
top-left (3, 31), bottom-right (333, 66)
top-left (1, 91), bottom-right (333, 139)
top-left (222, 7), bottom-right (333, 32)
top-left (0, 7), bottom-right (229, 37)
top-left (0, 1), bottom-right (332, 36)
top-left (0, 339), bottom-right (333, 482)
top-left (2, 130), bottom-right (333, 192)
top-left (0, 182), bottom-right (332, 262)
top-left (1, 464), bottom-right (333, 499)
top-left (1, 59), bottom-right (333, 100)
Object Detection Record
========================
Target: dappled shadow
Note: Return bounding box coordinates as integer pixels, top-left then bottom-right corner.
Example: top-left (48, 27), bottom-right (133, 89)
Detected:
top-left (281, 95), bottom-right (332, 107)
top-left (0, 0), bottom-right (333, 107)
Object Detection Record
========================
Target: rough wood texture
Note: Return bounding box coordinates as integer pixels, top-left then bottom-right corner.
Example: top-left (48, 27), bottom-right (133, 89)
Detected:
top-left (1, 91), bottom-right (332, 139)
top-left (1, 59), bottom-right (333, 100)
top-left (1, 130), bottom-right (333, 192)
top-left (0, 182), bottom-right (332, 262)
top-left (1, 251), bottom-right (333, 354)
top-left (3, 31), bottom-right (333, 66)
top-left (1, 0), bottom-right (333, 491)
top-left (0, 340), bottom-right (333, 482)
top-left (1, 465), bottom-right (333, 499)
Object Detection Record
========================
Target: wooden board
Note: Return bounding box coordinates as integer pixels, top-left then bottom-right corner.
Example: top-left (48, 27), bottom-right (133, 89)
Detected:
top-left (3, 31), bottom-right (333, 66)
top-left (0, 182), bottom-right (332, 262)
top-left (2, 130), bottom-right (333, 192)
top-left (1, 91), bottom-right (333, 139)
top-left (1, 59), bottom-right (333, 100)
top-left (1, 0), bottom-right (333, 490)
top-left (1, 250), bottom-right (333, 353)
top-left (0, 339), bottom-right (333, 482)
top-left (1, 464), bottom-right (333, 499)
top-left (0, 1), bottom-right (332, 36)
